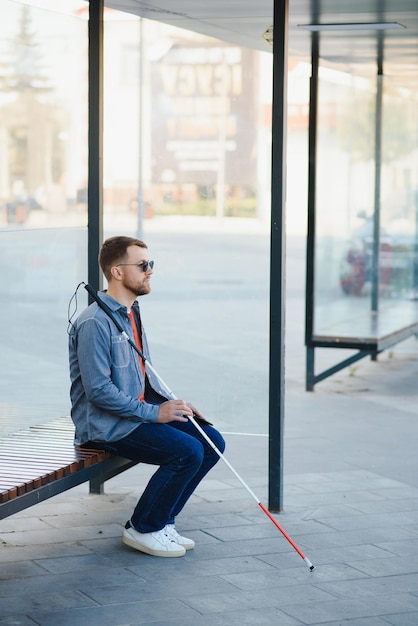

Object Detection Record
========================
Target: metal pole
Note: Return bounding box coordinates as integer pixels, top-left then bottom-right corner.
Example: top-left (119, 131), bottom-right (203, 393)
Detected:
top-left (87, 0), bottom-right (104, 294)
top-left (371, 32), bottom-right (384, 314)
top-left (268, 0), bottom-right (288, 513)
top-left (305, 31), bottom-right (319, 391)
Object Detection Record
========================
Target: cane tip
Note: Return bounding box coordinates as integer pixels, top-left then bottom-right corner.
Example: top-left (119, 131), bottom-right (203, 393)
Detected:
top-left (309, 565), bottom-right (315, 571)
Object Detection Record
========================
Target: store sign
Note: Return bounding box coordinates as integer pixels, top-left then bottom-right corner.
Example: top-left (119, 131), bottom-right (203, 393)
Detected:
top-left (151, 43), bottom-right (257, 186)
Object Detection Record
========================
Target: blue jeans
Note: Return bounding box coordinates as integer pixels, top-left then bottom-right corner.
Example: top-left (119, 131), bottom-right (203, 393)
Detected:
top-left (101, 419), bottom-right (225, 533)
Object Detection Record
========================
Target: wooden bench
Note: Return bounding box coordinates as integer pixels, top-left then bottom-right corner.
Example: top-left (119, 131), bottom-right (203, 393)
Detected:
top-left (0, 416), bottom-right (137, 520)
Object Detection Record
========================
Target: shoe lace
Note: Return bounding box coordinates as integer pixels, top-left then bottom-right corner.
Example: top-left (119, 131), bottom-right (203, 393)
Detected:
top-left (154, 528), bottom-right (174, 547)
top-left (164, 524), bottom-right (180, 541)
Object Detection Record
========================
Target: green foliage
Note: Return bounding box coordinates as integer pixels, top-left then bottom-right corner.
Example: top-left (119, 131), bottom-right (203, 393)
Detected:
top-left (1, 5), bottom-right (51, 93)
top-left (152, 183), bottom-right (258, 218)
top-left (153, 196), bottom-right (257, 218)
top-left (337, 87), bottom-right (416, 163)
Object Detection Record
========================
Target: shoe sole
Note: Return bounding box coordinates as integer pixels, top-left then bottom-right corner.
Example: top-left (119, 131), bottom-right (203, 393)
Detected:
top-left (122, 533), bottom-right (186, 557)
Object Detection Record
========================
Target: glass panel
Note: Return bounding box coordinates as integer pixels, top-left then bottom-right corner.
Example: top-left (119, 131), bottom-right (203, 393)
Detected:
top-left (0, 1), bottom-right (88, 435)
top-left (102, 14), bottom-right (272, 434)
top-left (379, 78), bottom-right (418, 302)
top-left (313, 49), bottom-right (418, 345)
top-left (103, 11), bottom-right (143, 236)
top-left (314, 64), bottom-right (376, 337)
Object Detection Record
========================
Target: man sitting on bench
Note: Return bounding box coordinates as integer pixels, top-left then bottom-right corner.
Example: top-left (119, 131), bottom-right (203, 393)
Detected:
top-left (68, 236), bottom-right (225, 557)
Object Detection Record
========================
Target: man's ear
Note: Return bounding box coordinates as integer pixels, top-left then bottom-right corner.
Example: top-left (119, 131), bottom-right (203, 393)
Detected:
top-left (110, 265), bottom-right (123, 281)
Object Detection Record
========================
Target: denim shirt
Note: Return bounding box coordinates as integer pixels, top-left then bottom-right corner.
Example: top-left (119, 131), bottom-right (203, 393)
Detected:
top-left (69, 292), bottom-right (168, 445)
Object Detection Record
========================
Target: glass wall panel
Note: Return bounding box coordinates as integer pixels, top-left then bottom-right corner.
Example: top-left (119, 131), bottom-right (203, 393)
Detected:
top-left (379, 79), bottom-right (418, 302)
top-left (314, 65), bottom-right (376, 337)
top-left (102, 14), bottom-right (272, 434)
top-left (0, 1), bottom-right (88, 435)
top-left (103, 10), bottom-right (143, 236)
top-left (313, 51), bottom-right (418, 345)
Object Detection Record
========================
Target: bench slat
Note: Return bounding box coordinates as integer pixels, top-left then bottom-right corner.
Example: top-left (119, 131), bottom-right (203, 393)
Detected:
top-left (0, 487), bottom-right (17, 502)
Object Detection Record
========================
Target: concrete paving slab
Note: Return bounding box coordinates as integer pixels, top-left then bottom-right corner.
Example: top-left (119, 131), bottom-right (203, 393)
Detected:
top-left (81, 575), bottom-right (236, 604)
top-left (383, 615), bottom-right (418, 626)
top-left (28, 599), bottom-right (199, 626)
top-left (133, 608), bottom-right (303, 626)
top-left (316, 573), bottom-right (418, 598)
top-left (0, 589), bottom-right (97, 620)
top-left (179, 585), bottom-right (335, 615)
top-left (282, 594), bottom-right (418, 625)
top-left (0, 616), bottom-right (43, 626)
top-left (376, 537), bottom-right (418, 556)
top-left (0, 560), bottom-right (50, 580)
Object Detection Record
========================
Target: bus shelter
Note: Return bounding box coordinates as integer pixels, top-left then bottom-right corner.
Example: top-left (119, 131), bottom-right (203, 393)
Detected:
top-left (303, 18), bottom-right (418, 390)
top-left (1, 0), bottom-right (418, 516)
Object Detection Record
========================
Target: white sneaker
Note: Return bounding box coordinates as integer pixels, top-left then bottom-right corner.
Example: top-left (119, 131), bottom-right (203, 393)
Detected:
top-left (122, 522), bottom-right (186, 557)
top-left (164, 524), bottom-right (195, 550)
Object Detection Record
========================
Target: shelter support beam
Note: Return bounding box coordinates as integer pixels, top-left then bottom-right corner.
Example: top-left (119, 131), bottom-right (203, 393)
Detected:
top-left (269, 0), bottom-right (289, 512)
top-left (305, 32), bottom-right (319, 391)
top-left (371, 32), bottom-right (384, 316)
top-left (88, 0), bottom-right (104, 293)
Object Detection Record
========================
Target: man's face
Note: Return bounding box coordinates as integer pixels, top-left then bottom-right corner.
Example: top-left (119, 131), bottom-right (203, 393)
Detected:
top-left (117, 245), bottom-right (153, 297)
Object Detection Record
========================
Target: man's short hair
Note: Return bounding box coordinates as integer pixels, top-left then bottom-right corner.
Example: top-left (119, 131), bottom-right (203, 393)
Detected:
top-left (99, 236), bottom-right (147, 281)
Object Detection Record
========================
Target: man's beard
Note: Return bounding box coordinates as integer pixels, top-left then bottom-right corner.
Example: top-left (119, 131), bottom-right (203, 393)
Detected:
top-left (132, 282), bottom-right (151, 297)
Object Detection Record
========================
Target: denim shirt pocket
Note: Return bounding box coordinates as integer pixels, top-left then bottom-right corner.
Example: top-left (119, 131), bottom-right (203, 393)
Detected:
top-left (111, 334), bottom-right (131, 368)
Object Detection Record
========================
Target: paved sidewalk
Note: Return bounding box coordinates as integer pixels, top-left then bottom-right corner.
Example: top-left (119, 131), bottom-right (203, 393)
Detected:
top-left (1, 346), bottom-right (418, 625)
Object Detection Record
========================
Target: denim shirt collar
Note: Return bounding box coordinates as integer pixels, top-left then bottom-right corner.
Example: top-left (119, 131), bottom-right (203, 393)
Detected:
top-left (98, 291), bottom-right (141, 317)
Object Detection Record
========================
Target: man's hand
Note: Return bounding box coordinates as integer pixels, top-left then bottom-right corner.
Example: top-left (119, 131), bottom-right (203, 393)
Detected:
top-left (186, 402), bottom-right (204, 419)
top-left (157, 400), bottom-right (192, 423)
top-left (186, 402), bottom-right (212, 426)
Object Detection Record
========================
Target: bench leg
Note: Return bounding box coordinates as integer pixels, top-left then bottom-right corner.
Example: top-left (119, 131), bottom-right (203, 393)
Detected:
top-left (88, 458), bottom-right (137, 495)
top-left (89, 477), bottom-right (104, 494)
top-left (306, 346), bottom-right (315, 391)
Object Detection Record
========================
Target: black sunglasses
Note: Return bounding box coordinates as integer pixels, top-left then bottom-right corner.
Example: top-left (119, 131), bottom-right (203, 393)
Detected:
top-left (116, 260), bottom-right (154, 272)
